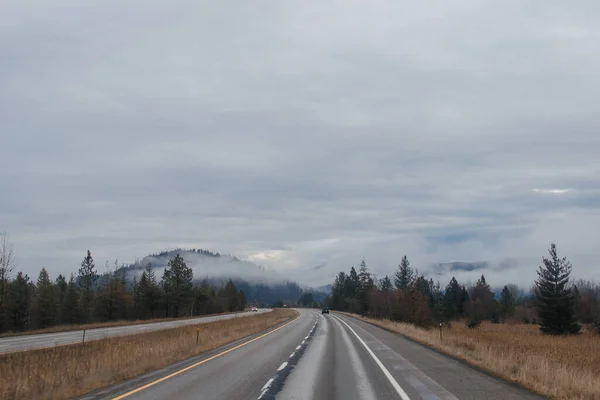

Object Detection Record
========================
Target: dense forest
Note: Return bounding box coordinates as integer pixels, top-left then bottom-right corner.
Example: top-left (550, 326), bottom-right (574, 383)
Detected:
top-left (326, 243), bottom-right (600, 335)
top-left (0, 243), bottom-right (249, 333)
top-left (0, 236), bottom-right (326, 333)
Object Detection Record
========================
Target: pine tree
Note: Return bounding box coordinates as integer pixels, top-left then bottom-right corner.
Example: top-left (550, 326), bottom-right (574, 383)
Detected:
top-left (219, 279), bottom-right (240, 312)
top-left (331, 272), bottom-right (348, 310)
top-left (162, 254), bottom-right (193, 317)
top-left (394, 256), bottom-right (413, 289)
top-left (357, 259), bottom-right (374, 315)
top-left (460, 286), bottom-right (470, 316)
top-left (238, 289), bottom-right (247, 311)
top-left (7, 272), bottom-right (32, 331)
top-left (77, 250), bottom-right (98, 322)
top-left (138, 263), bottom-right (160, 318)
top-left (443, 277), bottom-right (461, 320)
top-left (535, 243), bottom-right (580, 335)
top-left (379, 275), bottom-right (393, 291)
top-left (500, 285), bottom-right (516, 322)
top-left (64, 273), bottom-right (81, 324)
top-left (36, 267), bottom-right (56, 328)
top-left (430, 280), bottom-right (445, 322)
top-left (96, 259), bottom-right (129, 321)
top-left (348, 267), bottom-right (360, 298)
top-left (55, 274), bottom-right (68, 325)
top-left (469, 274), bottom-right (495, 321)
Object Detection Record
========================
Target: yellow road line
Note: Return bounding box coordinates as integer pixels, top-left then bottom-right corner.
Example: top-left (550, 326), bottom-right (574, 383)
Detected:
top-left (112, 311), bottom-right (302, 400)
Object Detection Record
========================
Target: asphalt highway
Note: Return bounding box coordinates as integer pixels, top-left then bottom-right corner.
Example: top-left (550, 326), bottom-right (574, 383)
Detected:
top-left (0, 309), bottom-right (271, 353)
top-left (79, 310), bottom-right (545, 400)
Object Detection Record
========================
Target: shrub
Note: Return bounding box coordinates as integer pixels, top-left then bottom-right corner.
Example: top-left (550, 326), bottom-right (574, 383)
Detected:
top-left (467, 318), bottom-right (482, 329)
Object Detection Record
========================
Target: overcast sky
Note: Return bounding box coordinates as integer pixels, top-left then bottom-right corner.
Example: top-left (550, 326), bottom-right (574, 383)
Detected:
top-left (1, 0), bottom-right (599, 288)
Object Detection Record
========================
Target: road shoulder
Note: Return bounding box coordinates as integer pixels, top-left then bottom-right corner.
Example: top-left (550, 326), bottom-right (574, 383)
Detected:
top-left (336, 313), bottom-right (545, 400)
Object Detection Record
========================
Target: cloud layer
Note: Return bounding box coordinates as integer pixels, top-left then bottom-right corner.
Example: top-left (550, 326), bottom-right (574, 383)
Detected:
top-left (1, 0), bottom-right (599, 287)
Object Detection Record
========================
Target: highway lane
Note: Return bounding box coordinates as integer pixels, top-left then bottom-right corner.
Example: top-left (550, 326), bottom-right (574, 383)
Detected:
top-left (79, 309), bottom-right (317, 400)
top-left (0, 309), bottom-right (271, 353)
top-left (76, 309), bottom-right (544, 400)
top-left (278, 312), bottom-right (545, 400)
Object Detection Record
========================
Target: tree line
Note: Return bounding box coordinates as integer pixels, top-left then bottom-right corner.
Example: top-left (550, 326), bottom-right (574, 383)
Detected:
top-left (327, 243), bottom-right (599, 335)
top-left (0, 244), bottom-right (247, 333)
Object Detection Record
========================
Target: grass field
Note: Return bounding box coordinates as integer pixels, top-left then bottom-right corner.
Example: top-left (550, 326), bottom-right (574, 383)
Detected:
top-left (0, 309), bottom-right (296, 400)
top-left (344, 313), bottom-right (600, 400)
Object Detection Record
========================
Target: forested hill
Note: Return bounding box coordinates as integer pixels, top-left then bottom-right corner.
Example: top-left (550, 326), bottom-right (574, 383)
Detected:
top-left (124, 248), bottom-right (328, 305)
top-left (125, 248), bottom-right (272, 281)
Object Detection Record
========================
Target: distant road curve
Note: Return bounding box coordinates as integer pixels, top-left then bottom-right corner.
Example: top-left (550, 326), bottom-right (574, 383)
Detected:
top-left (0, 309), bottom-right (272, 354)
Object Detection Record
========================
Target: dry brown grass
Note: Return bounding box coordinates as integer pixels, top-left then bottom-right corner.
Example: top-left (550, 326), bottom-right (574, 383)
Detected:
top-left (0, 309), bottom-right (297, 400)
top-left (343, 313), bottom-right (600, 400)
top-left (0, 310), bottom-right (250, 338)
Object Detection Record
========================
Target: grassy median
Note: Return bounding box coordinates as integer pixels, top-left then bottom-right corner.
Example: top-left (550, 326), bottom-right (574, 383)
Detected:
top-left (0, 309), bottom-right (297, 400)
top-left (343, 313), bottom-right (600, 400)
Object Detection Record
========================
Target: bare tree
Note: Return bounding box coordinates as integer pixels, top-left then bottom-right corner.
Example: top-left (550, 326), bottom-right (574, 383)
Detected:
top-left (0, 232), bottom-right (17, 330)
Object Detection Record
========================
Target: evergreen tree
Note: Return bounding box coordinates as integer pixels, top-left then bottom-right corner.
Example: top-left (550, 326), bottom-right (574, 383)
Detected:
top-left (443, 277), bottom-right (462, 319)
top-left (77, 250), bottom-right (98, 322)
top-left (379, 275), bottom-right (393, 291)
top-left (64, 273), bottom-right (81, 324)
top-left (96, 261), bottom-right (125, 321)
top-left (414, 275), bottom-right (431, 300)
top-left (460, 286), bottom-right (470, 316)
top-left (357, 259), bottom-right (374, 314)
top-left (0, 233), bottom-right (17, 333)
top-left (219, 279), bottom-right (240, 312)
top-left (7, 272), bottom-right (32, 331)
top-left (469, 274), bottom-right (495, 321)
top-left (160, 269), bottom-right (171, 318)
top-left (36, 267), bottom-right (56, 328)
top-left (331, 272), bottom-right (348, 310)
top-left (238, 289), bottom-right (247, 311)
top-left (138, 263), bottom-right (160, 318)
top-left (161, 254), bottom-right (193, 317)
top-left (394, 256), bottom-right (413, 289)
top-left (500, 285), bottom-right (516, 322)
top-left (348, 267), bottom-right (360, 298)
top-left (535, 243), bottom-right (580, 335)
top-left (55, 274), bottom-right (68, 325)
top-left (430, 280), bottom-right (445, 322)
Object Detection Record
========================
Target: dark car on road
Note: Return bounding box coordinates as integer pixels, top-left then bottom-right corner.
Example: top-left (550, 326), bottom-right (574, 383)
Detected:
top-left (322, 307), bottom-right (329, 314)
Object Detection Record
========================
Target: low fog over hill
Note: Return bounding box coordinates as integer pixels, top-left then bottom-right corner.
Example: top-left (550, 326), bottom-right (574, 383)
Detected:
top-left (124, 248), bottom-right (328, 305)
top-left (126, 249), bottom-right (285, 284)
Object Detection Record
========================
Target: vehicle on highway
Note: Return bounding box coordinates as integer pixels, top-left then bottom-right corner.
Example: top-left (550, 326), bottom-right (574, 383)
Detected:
top-left (322, 307), bottom-right (329, 314)
top-left (251, 306), bottom-right (258, 312)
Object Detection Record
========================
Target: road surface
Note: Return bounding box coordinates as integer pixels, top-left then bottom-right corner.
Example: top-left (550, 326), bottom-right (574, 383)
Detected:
top-left (81, 310), bottom-right (545, 400)
top-left (0, 309), bottom-right (271, 353)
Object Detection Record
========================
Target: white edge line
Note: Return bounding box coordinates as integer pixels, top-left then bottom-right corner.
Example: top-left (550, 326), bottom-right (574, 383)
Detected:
top-left (277, 361), bottom-right (288, 371)
top-left (333, 315), bottom-right (412, 400)
top-left (261, 378), bottom-right (274, 391)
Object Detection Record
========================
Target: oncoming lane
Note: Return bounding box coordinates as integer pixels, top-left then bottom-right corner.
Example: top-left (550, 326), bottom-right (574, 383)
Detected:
top-left (80, 310), bottom-right (316, 400)
top-left (0, 309), bottom-right (271, 354)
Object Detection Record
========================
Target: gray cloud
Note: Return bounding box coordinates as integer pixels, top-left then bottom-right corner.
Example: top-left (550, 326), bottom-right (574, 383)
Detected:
top-left (1, 0), bottom-right (600, 288)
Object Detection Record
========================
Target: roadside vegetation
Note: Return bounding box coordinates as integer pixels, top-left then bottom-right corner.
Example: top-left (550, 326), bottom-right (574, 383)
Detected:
top-left (0, 309), bottom-right (250, 338)
top-left (344, 314), bottom-right (600, 399)
top-left (0, 308), bottom-right (297, 400)
top-left (0, 234), bottom-right (248, 335)
top-left (327, 243), bottom-right (600, 399)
